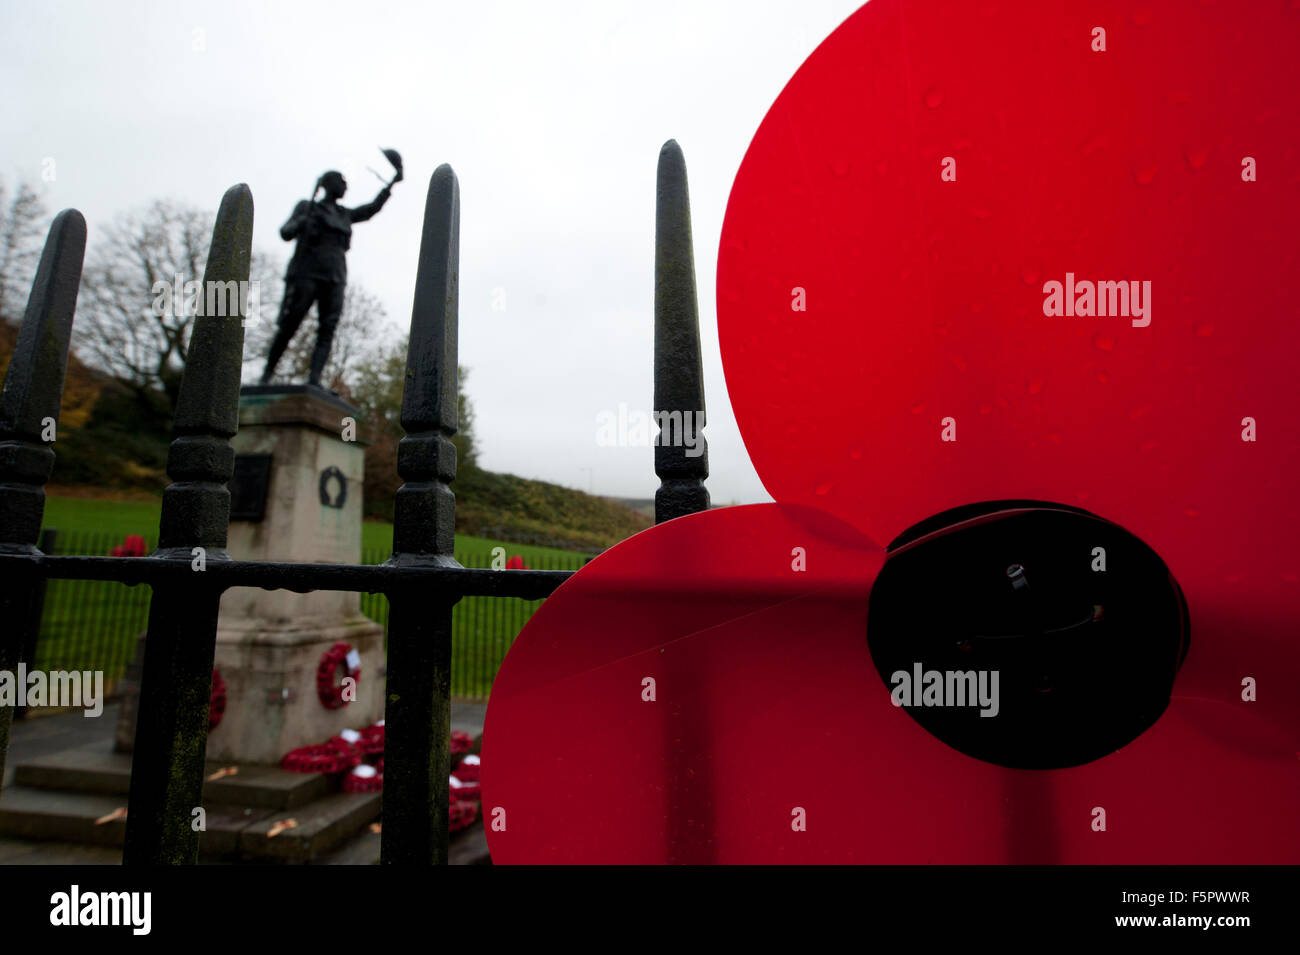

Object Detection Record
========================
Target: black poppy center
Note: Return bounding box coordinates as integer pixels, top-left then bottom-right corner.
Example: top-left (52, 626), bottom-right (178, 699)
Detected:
top-left (867, 501), bottom-right (1189, 769)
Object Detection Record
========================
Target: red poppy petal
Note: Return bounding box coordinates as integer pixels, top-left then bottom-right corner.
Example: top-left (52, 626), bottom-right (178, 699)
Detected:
top-left (482, 505), bottom-right (1299, 862)
top-left (483, 504), bottom-right (888, 863)
top-left (1049, 696), bottom-right (1300, 863)
top-left (716, 2), bottom-right (1300, 670)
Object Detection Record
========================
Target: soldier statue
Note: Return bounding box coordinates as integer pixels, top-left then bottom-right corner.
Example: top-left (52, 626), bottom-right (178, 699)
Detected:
top-left (260, 161), bottom-right (402, 387)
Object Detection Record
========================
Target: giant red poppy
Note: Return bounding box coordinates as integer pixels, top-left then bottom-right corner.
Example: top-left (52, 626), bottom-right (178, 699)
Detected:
top-left (482, 0), bottom-right (1300, 863)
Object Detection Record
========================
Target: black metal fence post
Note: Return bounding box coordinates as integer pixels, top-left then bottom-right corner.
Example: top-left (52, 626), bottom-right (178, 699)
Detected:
top-left (122, 184), bottom-right (253, 865)
top-left (654, 140), bottom-right (709, 525)
top-left (0, 210), bottom-right (86, 782)
top-left (651, 141), bottom-right (717, 862)
top-left (382, 164), bottom-right (461, 864)
top-left (15, 527), bottom-right (59, 719)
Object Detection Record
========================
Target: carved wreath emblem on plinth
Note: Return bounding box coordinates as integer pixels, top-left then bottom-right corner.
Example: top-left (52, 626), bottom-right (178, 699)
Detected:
top-left (318, 466), bottom-right (347, 509)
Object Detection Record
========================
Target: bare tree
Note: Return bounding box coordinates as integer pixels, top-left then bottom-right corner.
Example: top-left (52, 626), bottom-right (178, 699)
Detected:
top-left (0, 179), bottom-right (48, 325)
top-left (74, 200), bottom-right (220, 405)
top-left (0, 180), bottom-right (104, 437)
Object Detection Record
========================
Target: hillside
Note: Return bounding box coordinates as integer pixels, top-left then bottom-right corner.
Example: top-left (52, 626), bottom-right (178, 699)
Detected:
top-left (44, 467), bottom-right (651, 555)
top-left (452, 467), bottom-right (651, 552)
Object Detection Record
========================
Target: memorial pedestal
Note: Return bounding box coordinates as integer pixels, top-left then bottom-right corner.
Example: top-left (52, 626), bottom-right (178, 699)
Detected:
top-left (205, 385), bottom-right (385, 765)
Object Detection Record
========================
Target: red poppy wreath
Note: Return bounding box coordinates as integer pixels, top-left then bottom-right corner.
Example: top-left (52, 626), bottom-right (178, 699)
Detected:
top-left (316, 642), bottom-right (361, 710)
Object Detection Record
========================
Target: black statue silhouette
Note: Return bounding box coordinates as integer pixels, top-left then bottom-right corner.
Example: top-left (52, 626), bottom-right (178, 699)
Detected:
top-left (260, 160), bottom-right (402, 387)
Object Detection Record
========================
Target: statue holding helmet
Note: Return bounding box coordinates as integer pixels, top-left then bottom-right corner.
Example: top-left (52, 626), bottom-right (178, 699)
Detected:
top-left (260, 149), bottom-right (403, 387)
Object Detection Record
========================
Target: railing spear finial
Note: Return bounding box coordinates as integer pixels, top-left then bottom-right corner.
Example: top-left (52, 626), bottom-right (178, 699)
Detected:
top-left (0, 208), bottom-right (85, 788)
top-left (654, 139), bottom-right (709, 524)
top-left (383, 164), bottom-right (462, 865)
top-left (124, 183), bottom-right (253, 865)
top-left (392, 163), bottom-right (460, 562)
top-left (0, 209), bottom-right (87, 552)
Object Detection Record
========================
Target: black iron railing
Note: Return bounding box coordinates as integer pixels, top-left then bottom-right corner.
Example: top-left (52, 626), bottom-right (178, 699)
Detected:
top-left (0, 142), bottom-right (708, 864)
top-left (14, 530), bottom-right (585, 705)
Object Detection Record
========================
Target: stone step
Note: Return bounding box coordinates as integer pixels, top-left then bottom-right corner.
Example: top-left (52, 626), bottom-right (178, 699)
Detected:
top-left (237, 792), bottom-right (382, 863)
top-left (315, 816), bottom-right (493, 865)
top-left (449, 821), bottom-right (492, 866)
top-left (315, 825), bottom-right (381, 865)
top-left (13, 744), bottom-right (328, 810)
top-left (0, 785), bottom-right (273, 857)
top-left (0, 784), bottom-right (380, 863)
top-left (0, 835), bottom-right (124, 865)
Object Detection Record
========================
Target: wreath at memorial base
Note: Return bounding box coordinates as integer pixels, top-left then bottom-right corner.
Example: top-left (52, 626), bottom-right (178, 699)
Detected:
top-left (281, 735), bottom-right (363, 774)
top-left (451, 754), bottom-right (480, 782)
top-left (209, 668), bottom-right (226, 731)
top-left (359, 721), bottom-right (385, 754)
top-left (281, 725), bottom-right (486, 841)
top-left (316, 642), bottom-right (361, 710)
top-left (449, 774), bottom-right (481, 803)
top-left (343, 763), bottom-right (383, 793)
top-left (450, 800), bottom-right (478, 833)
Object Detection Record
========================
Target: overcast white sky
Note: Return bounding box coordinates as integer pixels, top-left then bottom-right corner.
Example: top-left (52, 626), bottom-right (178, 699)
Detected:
top-left (0, 0), bottom-right (862, 504)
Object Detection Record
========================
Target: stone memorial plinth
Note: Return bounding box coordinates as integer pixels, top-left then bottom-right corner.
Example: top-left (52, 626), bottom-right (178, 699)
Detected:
top-left (205, 385), bottom-right (385, 765)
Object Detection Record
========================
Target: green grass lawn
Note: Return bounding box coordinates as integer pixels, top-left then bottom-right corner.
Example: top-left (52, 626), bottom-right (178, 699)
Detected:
top-left (43, 494), bottom-right (590, 564)
top-left (42, 495), bottom-right (167, 543)
top-left (35, 494), bottom-right (588, 701)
